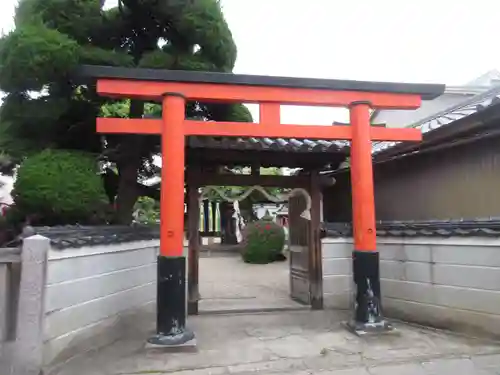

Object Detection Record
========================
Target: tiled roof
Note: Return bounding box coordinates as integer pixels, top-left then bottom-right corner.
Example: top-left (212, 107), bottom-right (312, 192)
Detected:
top-left (187, 136), bottom-right (347, 153)
top-left (372, 85), bottom-right (500, 154)
top-left (26, 225), bottom-right (160, 250)
top-left (142, 114), bottom-right (349, 153)
top-left (322, 219), bottom-right (500, 238)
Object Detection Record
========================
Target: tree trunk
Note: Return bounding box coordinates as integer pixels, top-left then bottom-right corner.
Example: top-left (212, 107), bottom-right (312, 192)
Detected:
top-left (103, 169), bottom-right (160, 204)
top-left (114, 156), bottom-right (141, 224)
top-left (113, 100), bottom-right (145, 225)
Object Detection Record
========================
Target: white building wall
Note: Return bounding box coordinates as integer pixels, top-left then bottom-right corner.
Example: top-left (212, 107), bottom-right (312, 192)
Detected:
top-left (372, 93), bottom-right (474, 128)
top-left (0, 174), bottom-right (14, 206)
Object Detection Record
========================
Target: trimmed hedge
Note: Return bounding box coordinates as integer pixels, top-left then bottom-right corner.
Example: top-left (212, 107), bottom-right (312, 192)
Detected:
top-left (241, 217), bottom-right (285, 264)
top-left (12, 149), bottom-right (108, 225)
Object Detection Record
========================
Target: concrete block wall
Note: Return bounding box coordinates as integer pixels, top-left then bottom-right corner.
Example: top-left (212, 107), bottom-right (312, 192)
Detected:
top-left (322, 237), bottom-right (500, 338)
top-left (322, 239), bottom-right (352, 309)
top-left (43, 239), bottom-right (160, 367)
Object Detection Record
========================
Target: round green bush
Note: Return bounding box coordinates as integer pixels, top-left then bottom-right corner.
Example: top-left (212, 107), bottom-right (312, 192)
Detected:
top-left (241, 217), bottom-right (286, 264)
top-left (12, 149), bottom-right (108, 225)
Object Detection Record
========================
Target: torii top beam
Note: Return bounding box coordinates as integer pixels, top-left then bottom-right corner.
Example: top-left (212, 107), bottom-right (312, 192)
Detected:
top-left (77, 65), bottom-right (443, 108)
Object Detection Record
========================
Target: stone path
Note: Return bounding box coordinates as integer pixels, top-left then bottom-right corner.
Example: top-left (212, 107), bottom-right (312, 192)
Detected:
top-left (49, 310), bottom-right (500, 375)
top-left (198, 253), bottom-right (305, 313)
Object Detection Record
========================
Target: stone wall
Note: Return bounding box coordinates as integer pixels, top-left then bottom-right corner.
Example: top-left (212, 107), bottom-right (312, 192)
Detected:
top-left (322, 236), bottom-right (500, 337)
top-left (43, 239), bottom-right (160, 367)
top-left (322, 239), bottom-right (352, 310)
top-left (0, 224), bottom-right (195, 374)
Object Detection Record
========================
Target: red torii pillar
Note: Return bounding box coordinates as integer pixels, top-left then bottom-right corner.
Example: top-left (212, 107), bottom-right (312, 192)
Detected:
top-left (349, 101), bottom-right (383, 332)
top-left (91, 66), bottom-right (443, 344)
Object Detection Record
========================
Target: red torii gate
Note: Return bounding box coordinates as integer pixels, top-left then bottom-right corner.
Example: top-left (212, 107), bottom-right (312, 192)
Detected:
top-left (82, 65), bottom-right (444, 344)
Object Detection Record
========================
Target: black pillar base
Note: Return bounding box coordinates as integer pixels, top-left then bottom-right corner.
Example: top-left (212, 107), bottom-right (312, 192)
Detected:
top-left (187, 301), bottom-right (198, 315)
top-left (346, 251), bottom-right (395, 336)
top-left (147, 256), bottom-right (196, 347)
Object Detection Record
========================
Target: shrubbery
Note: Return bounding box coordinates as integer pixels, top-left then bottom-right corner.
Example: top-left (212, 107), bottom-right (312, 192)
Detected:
top-left (241, 216), bottom-right (286, 264)
top-left (12, 149), bottom-right (108, 226)
top-left (133, 196), bottom-right (160, 225)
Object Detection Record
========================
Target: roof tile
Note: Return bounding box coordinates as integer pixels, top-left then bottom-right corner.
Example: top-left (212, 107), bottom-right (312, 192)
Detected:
top-left (22, 225), bottom-right (160, 250)
top-left (187, 136), bottom-right (347, 153)
top-left (322, 219), bottom-right (500, 238)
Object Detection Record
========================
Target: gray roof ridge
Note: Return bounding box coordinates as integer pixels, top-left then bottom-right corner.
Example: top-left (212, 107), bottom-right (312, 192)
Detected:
top-left (371, 85), bottom-right (500, 155)
top-left (408, 84), bottom-right (500, 130)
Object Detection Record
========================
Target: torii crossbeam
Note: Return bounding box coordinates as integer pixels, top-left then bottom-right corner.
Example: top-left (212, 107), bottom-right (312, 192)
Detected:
top-left (81, 65), bottom-right (444, 344)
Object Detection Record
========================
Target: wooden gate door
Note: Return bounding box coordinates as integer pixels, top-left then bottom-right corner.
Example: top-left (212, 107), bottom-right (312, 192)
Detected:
top-left (288, 193), bottom-right (311, 305)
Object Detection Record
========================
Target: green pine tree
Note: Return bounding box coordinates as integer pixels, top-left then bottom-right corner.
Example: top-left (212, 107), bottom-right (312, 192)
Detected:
top-left (0, 0), bottom-right (252, 224)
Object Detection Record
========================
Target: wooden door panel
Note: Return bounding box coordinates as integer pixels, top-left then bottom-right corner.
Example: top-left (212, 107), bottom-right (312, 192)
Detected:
top-left (289, 194), bottom-right (310, 305)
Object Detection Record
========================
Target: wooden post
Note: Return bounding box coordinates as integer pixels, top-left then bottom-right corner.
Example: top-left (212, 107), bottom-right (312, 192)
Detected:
top-left (210, 201), bottom-right (217, 233)
top-left (348, 101), bottom-right (390, 333)
top-left (309, 171), bottom-right (323, 309)
top-left (203, 200), bottom-right (209, 233)
top-left (187, 184), bottom-right (200, 315)
top-left (148, 92), bottom-right (195, 347)
top-left (250, 163), bottom-right (260, 176)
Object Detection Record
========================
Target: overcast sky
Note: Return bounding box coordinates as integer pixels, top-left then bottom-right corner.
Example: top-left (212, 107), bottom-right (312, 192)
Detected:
top-left (2, 0), bottom-right (500, 123)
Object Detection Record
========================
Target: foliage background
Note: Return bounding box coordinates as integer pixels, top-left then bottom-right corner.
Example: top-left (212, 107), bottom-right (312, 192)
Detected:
top-left (12, 149), bottom-right (109, 226)
top-left (0, 0), bottom-right (252, 224)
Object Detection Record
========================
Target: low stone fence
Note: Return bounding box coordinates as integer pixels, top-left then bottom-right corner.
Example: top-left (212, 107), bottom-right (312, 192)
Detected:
top-left (322, 235), bottom-right (500, 338)
top-left (0, 226), bottom-right (166, 375)
top-left (322, 238), bottom-right (352, 310)
top-left (43, 238), bottom-right (160, 367)
top-left (0, 248), bottom-right (21, 343)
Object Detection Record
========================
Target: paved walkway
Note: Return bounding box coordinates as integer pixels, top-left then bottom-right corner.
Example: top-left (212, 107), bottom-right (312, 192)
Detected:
top-left (47, 255), bottom-right (500, 374)
top-left (50, 310), bottom-right (500, 375)
top-left (198, 254), bottom-right (305, 313)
